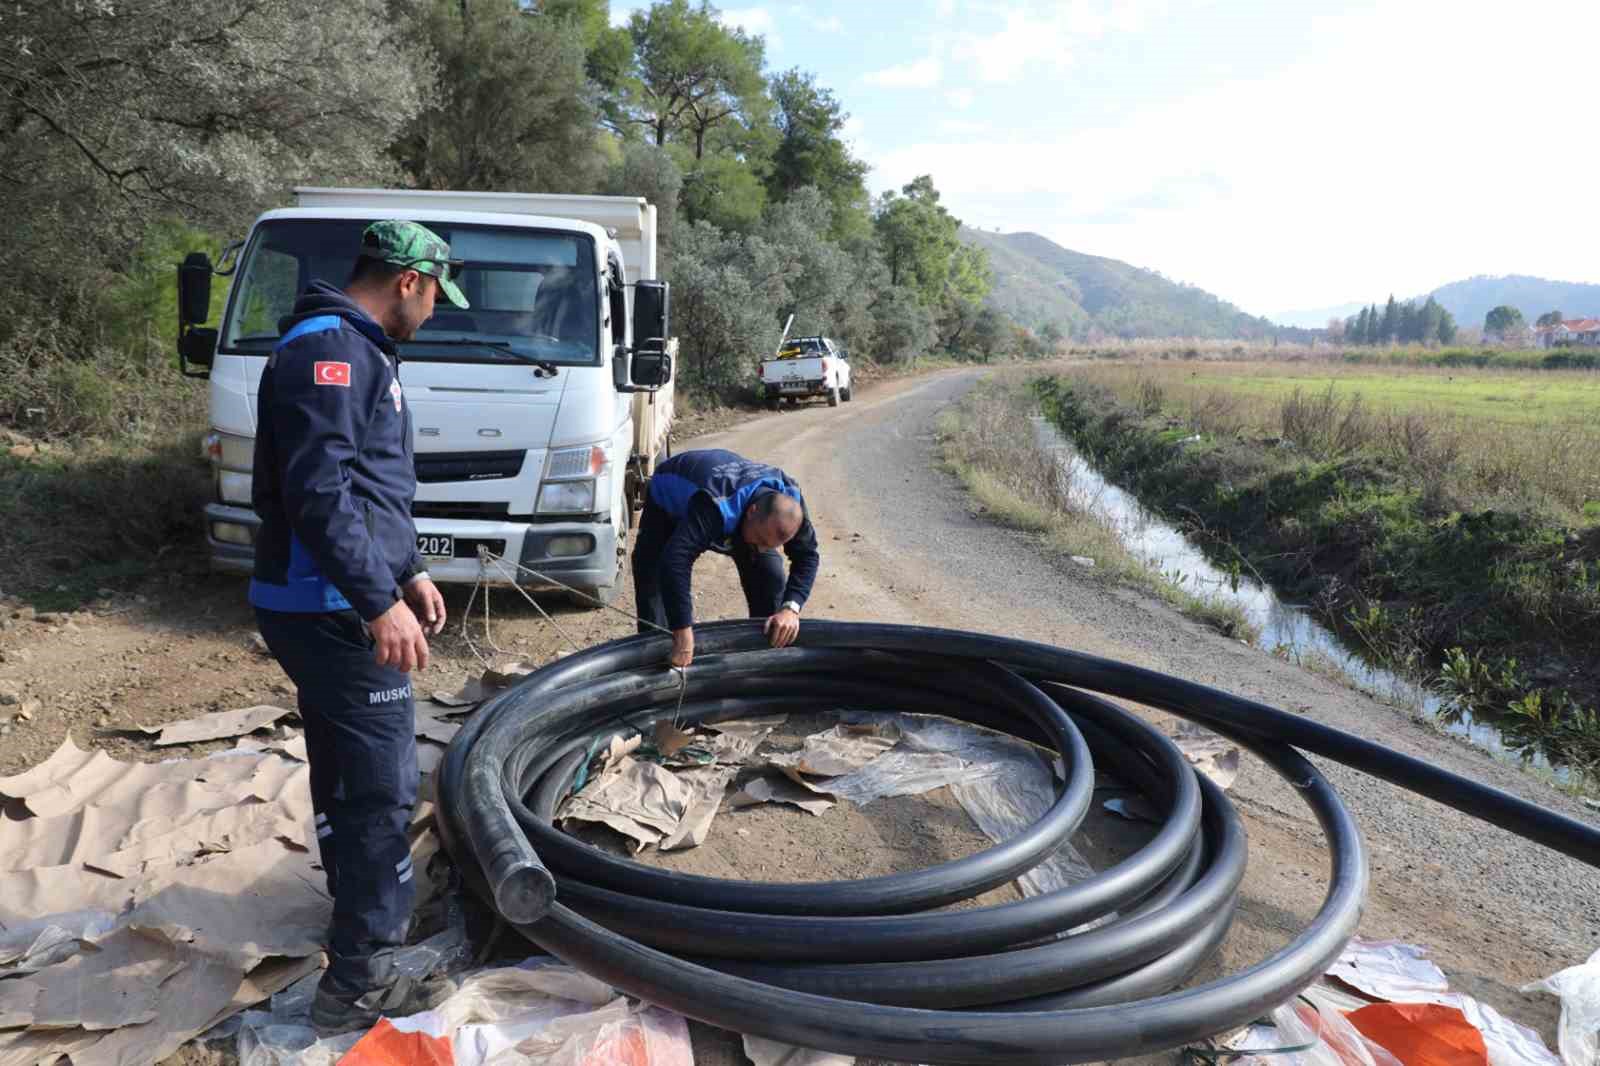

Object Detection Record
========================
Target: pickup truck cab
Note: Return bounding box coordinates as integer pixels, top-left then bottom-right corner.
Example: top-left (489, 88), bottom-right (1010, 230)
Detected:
top-left (758, 335), bottom-right (852, 409)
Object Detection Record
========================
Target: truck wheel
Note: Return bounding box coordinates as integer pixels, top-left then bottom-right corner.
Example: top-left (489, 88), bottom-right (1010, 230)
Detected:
top-left (842, 384), bottom-right (853, 402)
top-left (828, 385), bottom-right (840, 408)
top-left (766, 393), bottom-right (780, 411)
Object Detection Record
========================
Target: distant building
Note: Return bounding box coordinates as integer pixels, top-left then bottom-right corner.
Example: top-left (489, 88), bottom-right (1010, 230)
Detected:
top-left (1533, 317), bottom-right (1600, 348)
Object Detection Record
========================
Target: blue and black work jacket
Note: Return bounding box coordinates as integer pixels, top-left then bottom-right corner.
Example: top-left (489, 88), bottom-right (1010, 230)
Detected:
top-left (647, 448), bottom-right (820, 629)
top-left (249, 281), bottom-right (426, 621)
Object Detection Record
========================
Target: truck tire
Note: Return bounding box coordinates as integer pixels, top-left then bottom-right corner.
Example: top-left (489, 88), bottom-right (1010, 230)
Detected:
top-left (828, 385), bottom-right (840, 408)
top-left (766, 391), bottom-right (780, 411)
top-left (842, 384), bottom-right (853, 402)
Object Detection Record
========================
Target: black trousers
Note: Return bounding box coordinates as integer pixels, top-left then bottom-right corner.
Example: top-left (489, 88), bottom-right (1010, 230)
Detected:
top-left (255, 607), bottom-right (418, 991)
top-left (631, 498), bottom-right (786, 634)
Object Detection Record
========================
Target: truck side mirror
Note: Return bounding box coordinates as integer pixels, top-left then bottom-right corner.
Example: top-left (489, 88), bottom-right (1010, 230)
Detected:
top-left (631, 350), bottom-right (672, 388)
top-left (634, 280), bottom-right (669, 348)
top-left (178, 252), bottom-right (214, 325)
top-left (180, 327), bottom-right (218, 372)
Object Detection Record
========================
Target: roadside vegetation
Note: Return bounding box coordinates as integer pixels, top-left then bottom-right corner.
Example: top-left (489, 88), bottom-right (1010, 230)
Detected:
top-left (1030, 360), bottom-right (1600, 775)
top-left (1063, 337), bottom-right (1600, 372)
top-left (935, 376), bottom-right (1258, 643)
top-left (1, 0), bottom-right (1074, 608)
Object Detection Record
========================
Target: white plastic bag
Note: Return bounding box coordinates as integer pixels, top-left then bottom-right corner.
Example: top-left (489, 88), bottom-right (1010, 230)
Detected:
top-left (1524, 945), bottom-right (1600, 1066)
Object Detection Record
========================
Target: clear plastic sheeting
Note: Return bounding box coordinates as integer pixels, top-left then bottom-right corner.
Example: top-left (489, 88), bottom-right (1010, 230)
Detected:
top-left (1525, 945), bottom-right (1600, 1066)
top-left (1426, 994), bottom-right (1559, 1066)
top-left (827, 712), bottom-right (1098, 896)
top-left (0, 909), bottom-right (119, 976)
top-left (1332, 938), bottom-right (1560, 1066)
top-left (245, 961), bottom-right (695, 1066)
top-left (1228, 988), bottom-right (1404, 1066)
top-left (1329, 938), bottom-right (1450, 1002)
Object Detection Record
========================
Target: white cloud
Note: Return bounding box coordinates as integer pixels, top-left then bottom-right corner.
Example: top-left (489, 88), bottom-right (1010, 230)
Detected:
top-left (938, 118), bottom-right (988, 136)
top-left (814, 14), bottom-right (844, 32)
top-left (934, 0), bottom-right (956, 17)
top-left (944, 0), bottom-right (1162, 84)
top-left (863, 56), bottom-right (943, 89)
top-left (945, 88), bottom-right (975, 110)
top-left (868, 2), bottom-right (1600, 311)
top-left (720, 7), bottom-right (780, 45)
top-left (609, 2), bottom-right (642, 28)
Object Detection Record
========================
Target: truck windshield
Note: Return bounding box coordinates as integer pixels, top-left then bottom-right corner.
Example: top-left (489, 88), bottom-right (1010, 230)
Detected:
top-left (220, 218), bottom-right (600, 366)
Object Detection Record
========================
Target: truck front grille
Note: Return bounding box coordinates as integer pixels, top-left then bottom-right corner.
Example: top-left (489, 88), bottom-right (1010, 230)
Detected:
top-left (412, 502), bottom-right (511, 520)
top-left (414, 450), bottom-right (526, 484)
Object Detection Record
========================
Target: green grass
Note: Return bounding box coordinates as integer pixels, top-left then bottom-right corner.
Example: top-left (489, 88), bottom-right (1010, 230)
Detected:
top-left (1166, 366), bottom-right (1600, 427)
top-left (1052, 361), bottom-right (1600, 522)
top-left (1033, 369), bottom-right (1600, 772)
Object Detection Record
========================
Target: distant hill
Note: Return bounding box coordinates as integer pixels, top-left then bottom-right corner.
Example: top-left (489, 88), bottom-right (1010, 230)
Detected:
top-left (1426, 275), bottom-right (1600, 330)
top-left (962, 228), bottom-right (1288, 341)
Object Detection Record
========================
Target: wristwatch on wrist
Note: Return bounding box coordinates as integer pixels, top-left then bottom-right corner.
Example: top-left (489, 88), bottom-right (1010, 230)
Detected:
top-left (781, 600), bottom-right (802, 614)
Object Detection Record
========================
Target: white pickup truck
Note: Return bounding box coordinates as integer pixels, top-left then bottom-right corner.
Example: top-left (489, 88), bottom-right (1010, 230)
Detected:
top-left (758, 335), bottom-right (852, 409)
top-left (175, 186), bottom-right (675, 608)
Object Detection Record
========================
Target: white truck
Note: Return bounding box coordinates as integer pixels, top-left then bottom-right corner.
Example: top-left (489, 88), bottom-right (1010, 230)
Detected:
top-left (175, 187), bottom-right (676, 608)
top-left (758, 335), bottom-right (852, 409)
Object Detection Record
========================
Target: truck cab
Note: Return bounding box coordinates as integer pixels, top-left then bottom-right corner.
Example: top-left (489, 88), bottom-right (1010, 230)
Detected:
top-left (177, 188), bottom-right (674, 607)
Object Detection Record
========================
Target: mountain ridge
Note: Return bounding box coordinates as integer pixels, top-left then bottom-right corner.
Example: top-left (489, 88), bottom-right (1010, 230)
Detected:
top-left (962, 227), bottom-right (1288, 341)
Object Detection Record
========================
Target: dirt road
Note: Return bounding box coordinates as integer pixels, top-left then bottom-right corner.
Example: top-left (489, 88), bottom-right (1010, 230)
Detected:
top-left (2, 368), bottom-right (1596, 1061)
top-left (663, 367), bottom-right (1599, 1048)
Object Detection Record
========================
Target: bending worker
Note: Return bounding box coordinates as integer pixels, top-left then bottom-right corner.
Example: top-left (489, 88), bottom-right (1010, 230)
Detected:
top-left (633, 448), bottom-right (820, 667)
top-left (250, 221), bottom-right (464, 1034)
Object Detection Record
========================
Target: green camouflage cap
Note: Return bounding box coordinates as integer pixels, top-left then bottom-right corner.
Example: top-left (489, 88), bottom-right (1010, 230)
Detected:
top-left (359, 220), bottom-right (469, 309)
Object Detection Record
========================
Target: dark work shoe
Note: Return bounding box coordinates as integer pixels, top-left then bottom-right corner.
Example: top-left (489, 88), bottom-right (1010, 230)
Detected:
top-left (310, 972), bottom-right (456, 1036)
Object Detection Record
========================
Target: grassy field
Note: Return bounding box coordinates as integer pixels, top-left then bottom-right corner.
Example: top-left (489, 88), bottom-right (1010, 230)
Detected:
top-left (1131, 362), bottom-right (1600, 426)
top-left (1064, 338), bottom-right (1595, 373)
top-left (1055, 360), bottom-right (1600, 522)
top-left (1032, 359), bottom-right (1600, 775)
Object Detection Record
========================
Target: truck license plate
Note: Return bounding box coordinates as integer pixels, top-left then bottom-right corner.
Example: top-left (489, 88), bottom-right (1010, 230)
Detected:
top-left (781, 382), bottom-right (809, 392)
top-left (417, 534), bottom-right (455, 559)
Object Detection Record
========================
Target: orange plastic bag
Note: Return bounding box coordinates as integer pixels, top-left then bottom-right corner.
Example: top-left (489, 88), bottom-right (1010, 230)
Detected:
top-left (338, 1018), bottom-right (454, 1066)
top-left (1345, 1003), bottom-right (1488, 1066)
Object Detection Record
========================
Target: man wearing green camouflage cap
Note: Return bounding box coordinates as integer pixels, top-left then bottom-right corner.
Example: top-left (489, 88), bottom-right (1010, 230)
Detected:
top-left (359, 219), bottom-right (471, 315)
top-left (250, 219), bottom-right (462, 1034)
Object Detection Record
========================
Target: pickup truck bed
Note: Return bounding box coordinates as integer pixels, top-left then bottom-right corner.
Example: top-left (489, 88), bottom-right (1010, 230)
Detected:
top-left (758, 336), bottom-right (851, 409)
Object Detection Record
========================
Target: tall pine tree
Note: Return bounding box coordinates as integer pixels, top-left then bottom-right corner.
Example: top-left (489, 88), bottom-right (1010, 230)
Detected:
top-left (1379, 295), bottom-right (1399, 345)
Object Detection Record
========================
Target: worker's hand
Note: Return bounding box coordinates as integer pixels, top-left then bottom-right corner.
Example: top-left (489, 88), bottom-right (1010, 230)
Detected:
top-left (404, 576), bottom-right (447, 636)
top-left (669, 627), bottom-right (694, 669)
top-left (765, 608), bottom-right (800, 649)
top-left (371, 599), bottom-right (429, 673)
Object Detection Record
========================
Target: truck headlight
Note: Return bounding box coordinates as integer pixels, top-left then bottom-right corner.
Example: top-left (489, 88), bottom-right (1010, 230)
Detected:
top-left (537, 480), bottom-right (596, 514)
top-left (537, 443), bottom-right (607, 514)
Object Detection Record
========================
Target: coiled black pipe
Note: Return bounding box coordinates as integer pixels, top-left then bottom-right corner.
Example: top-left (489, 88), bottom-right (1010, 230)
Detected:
top-left (435, 620), bottom-right (1600, 1065)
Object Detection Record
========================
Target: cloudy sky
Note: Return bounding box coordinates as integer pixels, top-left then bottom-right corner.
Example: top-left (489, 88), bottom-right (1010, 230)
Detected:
top-left (611, 0), bottom-right (1600, 317)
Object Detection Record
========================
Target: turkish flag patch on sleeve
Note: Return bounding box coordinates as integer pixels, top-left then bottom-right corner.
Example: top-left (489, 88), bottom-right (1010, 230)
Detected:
top-left (313, 361), bottom-right (352, 387)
